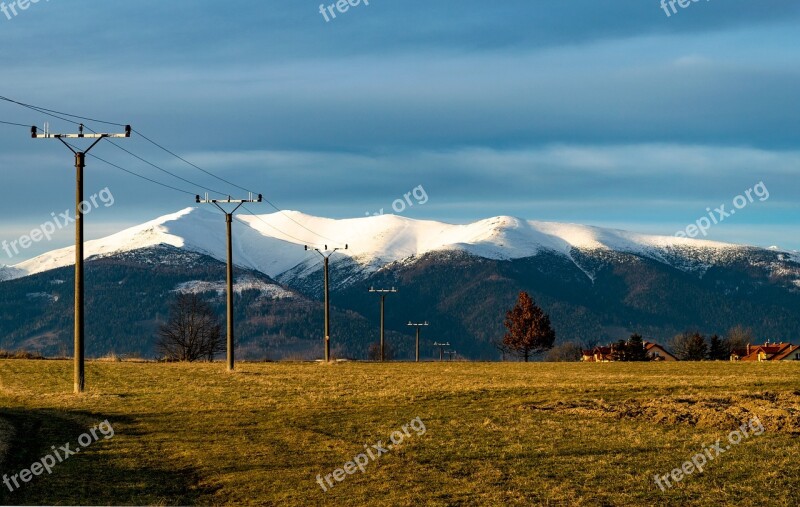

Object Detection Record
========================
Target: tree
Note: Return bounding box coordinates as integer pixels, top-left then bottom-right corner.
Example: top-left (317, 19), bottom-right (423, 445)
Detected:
top-left (367, 341), bottom-right (395, 361)
top-left (708, 334), bottom-right (728, 360)
top-left (609, 334), bottom-right (649, 362)
top-left (672, 332), bottom-right (708, 361)
top-left (545, 342), bottom-right (583, 362)
top-left (725, 325), bottom-right (752, 354)
top-left (610, 339), bottom-right (629, 361)
top-left (502, 292), bottom-right (556, 362)
top-left (626, 333), bottom-right (649, 362)
top-left (157, 293), bottom-right (223, 362)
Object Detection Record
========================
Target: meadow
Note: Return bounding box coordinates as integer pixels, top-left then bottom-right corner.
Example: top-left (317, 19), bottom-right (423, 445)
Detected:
top-left (0, 360), bottom-right (798, 506)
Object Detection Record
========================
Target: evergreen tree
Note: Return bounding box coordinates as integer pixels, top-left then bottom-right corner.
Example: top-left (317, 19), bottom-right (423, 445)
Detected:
top-left (708, 334), bottom-right (727, 360)
top-left (626, 333), bottom-right (649, 362)
top-left (684, 332), bottom-right (709, 361)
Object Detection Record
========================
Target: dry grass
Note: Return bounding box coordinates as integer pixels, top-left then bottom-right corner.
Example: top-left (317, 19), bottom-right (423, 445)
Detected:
top-left (0, 360), bottom-right (798, 506)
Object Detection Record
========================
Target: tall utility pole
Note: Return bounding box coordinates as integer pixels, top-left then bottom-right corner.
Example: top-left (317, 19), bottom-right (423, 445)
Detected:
top-left (368, 287), bottom-right (397, 362)
top-left (305, 245), bottom-right (348, 363)
top-left (407, 321), bottom-right (429, 362)
top-left (32, 123), bottom-right (131, 394)
top-left (196, 193), bottom-right (262, 372)
top-left (433, 342), bottom-right (450, 362)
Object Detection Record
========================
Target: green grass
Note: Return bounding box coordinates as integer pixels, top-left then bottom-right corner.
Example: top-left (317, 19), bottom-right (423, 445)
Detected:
top-left (0, 360), bottom-right (799, 506)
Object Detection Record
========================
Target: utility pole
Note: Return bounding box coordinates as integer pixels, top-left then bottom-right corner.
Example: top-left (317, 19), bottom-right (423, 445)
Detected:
top-left (196, 193), bottom-right (262, 372)
top-left (446, 350), bottom-right (457, 361)
top-left (433, 342), bottom-right (450, 362)
top-left (407, 321), bottom-right (429, 362)
top-left (369, 287), bottom-right (397, 362)
top-left (305, 245), bottom-right (348, 363)
top-left (32, 123), bottom-right (131, 394)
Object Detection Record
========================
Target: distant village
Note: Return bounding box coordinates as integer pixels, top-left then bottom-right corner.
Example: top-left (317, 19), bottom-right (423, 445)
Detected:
top-left (582, 340), bottom-right (800, 362)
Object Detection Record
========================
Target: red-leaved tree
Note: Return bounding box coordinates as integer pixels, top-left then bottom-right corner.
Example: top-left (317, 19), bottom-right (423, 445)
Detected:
top-left (502, 291), bottom-right (556, 362)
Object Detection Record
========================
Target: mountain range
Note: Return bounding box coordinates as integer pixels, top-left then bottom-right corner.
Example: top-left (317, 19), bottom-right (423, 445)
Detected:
top-left (1, 208), bottom-right (798, 360)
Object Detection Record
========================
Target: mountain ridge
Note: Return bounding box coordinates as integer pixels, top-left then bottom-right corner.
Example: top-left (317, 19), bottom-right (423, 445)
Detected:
top-left (5, 207), bottom-right (791, 287)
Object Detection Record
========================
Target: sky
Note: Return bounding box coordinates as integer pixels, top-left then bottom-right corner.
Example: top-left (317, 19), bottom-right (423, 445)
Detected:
top-left (0, 0), bottom-right (798, 262)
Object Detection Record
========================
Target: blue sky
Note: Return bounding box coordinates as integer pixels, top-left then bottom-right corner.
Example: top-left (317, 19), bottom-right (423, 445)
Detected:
top-left (0, 0), bottom-right (798, 261)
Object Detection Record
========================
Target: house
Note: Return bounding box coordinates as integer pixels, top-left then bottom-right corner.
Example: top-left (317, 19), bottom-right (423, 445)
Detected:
top-left (644, 341), bottom-right (678, 361)
top-left (581, 341), bottom-right (676, 362)
top-left (731, 342), bottom-right (800, 362)
top-left (581, 346), bottom-right (613, 362)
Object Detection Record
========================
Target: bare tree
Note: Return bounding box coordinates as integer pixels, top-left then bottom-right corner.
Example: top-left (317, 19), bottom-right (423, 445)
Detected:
top-left (725, 325), bottom-right (752, 353)
top-left (157, 293), bottom-right (223, 362)
top-left (367, 341), bottom-right (395, 361)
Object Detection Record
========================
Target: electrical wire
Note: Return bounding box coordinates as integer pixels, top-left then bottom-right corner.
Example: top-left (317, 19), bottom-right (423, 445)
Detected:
top-left (0, 119), bottom-right (34, 129)
top-left (132, 129), bottom-right (257, 195)
top-left (2, 94), bottom-right (342, 244)
top-left (61, 140), bottom-right (198, 196)
top-left (132, 128), bottom-right (339, 243)
top-left (240, 205), bottom-right (320, 245)
top-left (0, 95), bottom-right (126, 127)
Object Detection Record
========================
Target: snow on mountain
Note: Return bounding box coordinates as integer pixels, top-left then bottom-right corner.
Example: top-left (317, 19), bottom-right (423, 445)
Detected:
top-left (173, 276), bottom-right (295, 299)
top-left (4, 207), bottom-right (776, 284)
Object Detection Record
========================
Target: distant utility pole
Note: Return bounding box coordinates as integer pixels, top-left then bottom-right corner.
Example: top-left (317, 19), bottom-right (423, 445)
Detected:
top-left (32, 123), bottom-right (131, 394)
top-left (368, 287), bottom-right (397, 362)
top-left (196, 193), bottom-right (262, 372)
top-left (407, 321), bottom-right (429, 362)
top-left (305, 244), bottom-right (348, 363)
top-left (446, 350), bottom-right (457, 361)
top-left (433, 342), bottom-right (450, 362)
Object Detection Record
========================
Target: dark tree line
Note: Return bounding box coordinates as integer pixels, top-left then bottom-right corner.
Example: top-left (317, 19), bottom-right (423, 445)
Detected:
top-left (670, 326), bottom-right (753, 361)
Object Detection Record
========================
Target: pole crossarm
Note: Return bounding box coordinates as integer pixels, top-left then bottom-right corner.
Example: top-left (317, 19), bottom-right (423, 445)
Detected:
top-left (32, 123), bottom-right (131, 139)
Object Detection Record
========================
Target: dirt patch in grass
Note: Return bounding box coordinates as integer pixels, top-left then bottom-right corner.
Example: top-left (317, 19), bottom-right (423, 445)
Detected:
top-left (524, 391), bottom-right (800, 433)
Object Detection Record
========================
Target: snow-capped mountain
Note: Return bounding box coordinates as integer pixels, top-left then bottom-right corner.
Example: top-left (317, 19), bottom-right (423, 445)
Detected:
top-left (5, 207), bottom-right (788, 285)
top-left (2, 208), bottom-right (799, 359)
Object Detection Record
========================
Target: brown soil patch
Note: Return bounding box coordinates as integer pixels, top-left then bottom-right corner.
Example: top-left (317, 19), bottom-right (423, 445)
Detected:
top-left (524, 391), bottom-right (800, 433)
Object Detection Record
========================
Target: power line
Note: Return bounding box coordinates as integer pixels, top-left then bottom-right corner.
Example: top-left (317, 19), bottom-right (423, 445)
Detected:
top-left (133, 127), bottom-right (338, 243)
top-left (88, 153), bottom-right (198, 196)
top-left (103, 138), bottom-right (228, 197)
top-left (133, 129), bottom-right (257, 194)
top-left (2, 94), bottom-right (340, 243)
top-left (0, 95), bottom-right (126, 127)
top-left (0, 119), bottom-right (35, 129)
top-left (239, 205), bottom-right (319, 245)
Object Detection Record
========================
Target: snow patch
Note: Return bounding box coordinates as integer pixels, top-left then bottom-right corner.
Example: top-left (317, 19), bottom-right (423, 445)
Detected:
top-left (173, 276), bottom-right (294, 300)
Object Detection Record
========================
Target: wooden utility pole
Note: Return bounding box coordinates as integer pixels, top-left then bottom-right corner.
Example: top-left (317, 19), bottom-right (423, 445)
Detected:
top-left (305, 245), bottom-right (348, 362)
top-left (196, 193), bottom-right (262, 371)
top-left (407, 321), bottom-right (429, 362)
top-left (369, 287), bottom-right (397, 362)
top-left (32, 123), bottom-right (131, 393)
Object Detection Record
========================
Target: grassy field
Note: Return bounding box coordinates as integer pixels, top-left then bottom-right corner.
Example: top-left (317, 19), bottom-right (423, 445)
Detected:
top-left (0, 360), bottom-right (798, 506)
